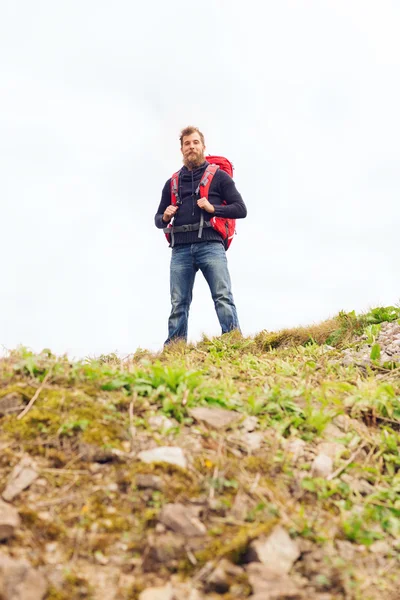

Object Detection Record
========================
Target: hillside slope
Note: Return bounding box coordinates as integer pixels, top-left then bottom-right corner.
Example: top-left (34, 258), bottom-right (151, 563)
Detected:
top-left (0, 308), bottom-right (399, 600)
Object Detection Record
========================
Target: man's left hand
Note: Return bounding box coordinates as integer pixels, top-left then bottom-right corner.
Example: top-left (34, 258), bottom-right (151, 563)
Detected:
top-left (197, 199), bottom-right (215, 213)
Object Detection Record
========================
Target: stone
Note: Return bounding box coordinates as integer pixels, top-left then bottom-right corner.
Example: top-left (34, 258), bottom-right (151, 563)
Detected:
top-left (138, 447), bottom-right (187, 469)
top-left (139, 584), bottom-right (174, 600)
top-left (341, 474), bottom-right (374, 495)
top-left (241, 416), bottom-right (258, 432)
top-left (0, 551), bottom-right (47, 600)
top-left (136, 474), bottom-right (164, 491)
top-left (146, 532), bottom-right (185, 564)
top-left (316, 442), bottom-right (344, 461)
top-left (188, 407), bottom-right (240, 430)
top-left (231, 492), bottom-right (252, 521)
top-left (148, 415), bottom-right (175, 431)
top-left (246, 563), bottom-right (304, 599)
top-left (241, 432), bottom-right (263, 452)
top-left (322, 423), bottom-right (344, 440)
top-left (0, 499), bottom-right (20, 541)
top-left (79, 442), bottom-right (115, 463)
top-left (311, 454), bottom-right (333, 478)
top-left (0, 393), bottom-right (24, 415)
top-left (206, 559), bottom-right (244, 593)
top-left (2, 455), bottom-right (39, 502)
top-left (369, 540), bottom-right (392, 555)
top-left (335, 540), bottom-right (356, 561)
top-left (285, 438), bottom-right (306, 463)
top-left (246, 526), bottom-right (300, 575)
top-left (172, 586), bottom-right (204, 600)
top-left (159, 503), bottom-right (206, 537)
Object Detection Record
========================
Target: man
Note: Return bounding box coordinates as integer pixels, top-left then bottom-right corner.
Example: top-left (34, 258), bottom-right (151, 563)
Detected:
top-left (155, 126), bottom-right (247, 345)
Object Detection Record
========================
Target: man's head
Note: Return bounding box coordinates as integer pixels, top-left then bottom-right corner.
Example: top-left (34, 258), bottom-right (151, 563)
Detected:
top-left (180, 126), bottom-right (206, 170)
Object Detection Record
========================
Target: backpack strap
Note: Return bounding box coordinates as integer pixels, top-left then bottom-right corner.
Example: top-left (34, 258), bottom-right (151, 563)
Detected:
top-left (169, 170), bottom-right (182, 247)
top-left (170, 170), bottom-right (181, 206)
top-left (196, 164), bottom-right (219, 239)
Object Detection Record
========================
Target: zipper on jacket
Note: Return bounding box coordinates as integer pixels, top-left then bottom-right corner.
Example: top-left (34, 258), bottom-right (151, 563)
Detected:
top-left (191, 171), bottom-right (195, 216)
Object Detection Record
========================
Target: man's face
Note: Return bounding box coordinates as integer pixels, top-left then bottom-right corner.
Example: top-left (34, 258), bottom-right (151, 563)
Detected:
top-left (181, 132), bottom-right (205, 169)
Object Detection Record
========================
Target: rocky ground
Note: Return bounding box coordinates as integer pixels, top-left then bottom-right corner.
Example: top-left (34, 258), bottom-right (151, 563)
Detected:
top-left (342, 320), bottom-right (400, 367)
top-left (0, 310), bottom-right (399, 599)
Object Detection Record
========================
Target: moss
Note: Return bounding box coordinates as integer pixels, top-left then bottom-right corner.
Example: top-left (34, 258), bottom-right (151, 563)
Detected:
top-left (46, 573), bottom-right (93, 599)
top-left (242, 455), bottom-right (274, 475)
top-left (195, 521), bottom-right (277, 565)
top-left (19, 508), bottom-right (66, 542)
top-left (0, 383), bottom-right (35, 399)
top-left (2, 386), bottom-right (127, 450)
top-left (121, 461), bottom-right (200, 502)
top-left (77, 491), bottom-right (133, 533)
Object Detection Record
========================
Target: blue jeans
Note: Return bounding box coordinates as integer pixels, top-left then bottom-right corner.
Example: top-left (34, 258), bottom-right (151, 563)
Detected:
top-left (166, 242), bottom-right (240, 344)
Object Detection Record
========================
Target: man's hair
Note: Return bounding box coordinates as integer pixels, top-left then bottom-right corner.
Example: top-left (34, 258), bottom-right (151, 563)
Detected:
top-left (179, 126), bottom-right (205, 147)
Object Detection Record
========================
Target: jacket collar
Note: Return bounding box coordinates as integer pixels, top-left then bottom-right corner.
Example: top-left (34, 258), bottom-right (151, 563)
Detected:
top-left (180, 161), bottom-right (208, 178)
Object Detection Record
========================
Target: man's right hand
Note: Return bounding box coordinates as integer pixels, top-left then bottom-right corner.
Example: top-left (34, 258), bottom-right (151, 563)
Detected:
top-left (162, 205), bottom-right (179, 223)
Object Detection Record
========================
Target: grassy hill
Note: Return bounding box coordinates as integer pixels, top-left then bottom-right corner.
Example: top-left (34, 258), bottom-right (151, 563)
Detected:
top-left (0, 307), bottom-right (399, 600)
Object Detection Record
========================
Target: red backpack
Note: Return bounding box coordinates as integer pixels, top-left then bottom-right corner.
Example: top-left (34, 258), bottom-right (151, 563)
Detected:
top-left (164, 155), bottom-right (236, 250)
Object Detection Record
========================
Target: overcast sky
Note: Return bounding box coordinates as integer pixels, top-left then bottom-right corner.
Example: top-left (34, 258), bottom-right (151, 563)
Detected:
top-left (1, 0), bottom-right (399, 358)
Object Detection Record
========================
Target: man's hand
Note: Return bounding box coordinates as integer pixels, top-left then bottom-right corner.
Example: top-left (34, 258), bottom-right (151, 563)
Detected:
top-left (162, 205), bottom-right (179, 223)
top-left (197, 198), bottom-right (215, 214)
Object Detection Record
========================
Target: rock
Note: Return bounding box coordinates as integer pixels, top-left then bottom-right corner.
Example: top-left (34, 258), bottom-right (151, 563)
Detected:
top-left (159, 503), bottom-right (206, 537)
top-left (0, 551), bottom-right (48, 600)
top-left (188, 407), bottom-right (240, 430)
top-left (71, 562), bottom-right (120, 600)
top-left (79, 442), bottom-right (115, 463)
top-left (231, 431), bottom-right (263, 453)
top-left (341, 474), bottom-right (374, 495)
top-left (138, 447), bottom-right (187, 469)
top-left (44, 542), bottom-right (64, 566)
top-left (316, 442), bottom-right (344, 461)
top-left (0, 499), bottom-right (20, 541)
top-left (241, 416), bottom-right (258, 432)
top-left (241, 432), bottom-right (263, 452)
top-left (168, 580), bottom-right (205, 600)
top-left (0, 393), bottom-right (24, 415)
top-left (231, 492), bottom-right (252, 521)
top-left (148, 415), bottom-right (175, 431)
top-left (332, 414), bottom-right (350, 431)
top-left (246, 563), bottom-right (304, 599)
top-left (285, 438), bottom-right (306, 463)
top-left (369, 540), bottom-right (392, 555)
top-left (2, 455), bottom-right (39, 501)
top-left (173, 588), bottom-right (203, 600)
top-left (246, 526), bottom-right (300, 575)
top-left (145, 532), bottom-right (185, 565)
top-left (322, 423), bottom-right (343, 440)
top-left (139, 584), bottom-right (174, 600)
top-left (136, 474), bottom-right (164, 491)
top-left (311, 454), bottom-right (333, 478)
top-left (206, 559), bottom-right (244, 593)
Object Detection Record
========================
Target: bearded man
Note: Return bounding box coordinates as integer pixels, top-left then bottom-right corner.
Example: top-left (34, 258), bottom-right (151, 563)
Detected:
top-left (154, 126), bottom-right (247, 345)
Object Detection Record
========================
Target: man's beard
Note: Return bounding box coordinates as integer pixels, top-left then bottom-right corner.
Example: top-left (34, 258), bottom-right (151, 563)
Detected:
top-left (183, 149), bottom-right (205, 169)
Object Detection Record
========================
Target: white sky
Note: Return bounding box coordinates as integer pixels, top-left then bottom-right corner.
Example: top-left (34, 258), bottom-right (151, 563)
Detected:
top-left (1, 0), bottom-right (399, 357)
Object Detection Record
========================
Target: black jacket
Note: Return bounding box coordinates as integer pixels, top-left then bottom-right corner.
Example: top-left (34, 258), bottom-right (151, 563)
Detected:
top-left (155, 161), bottom-right (247, 246)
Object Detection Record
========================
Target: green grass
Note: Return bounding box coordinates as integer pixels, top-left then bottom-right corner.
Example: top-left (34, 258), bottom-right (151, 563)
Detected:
top-left (1, 306), bottom-right (400, 599)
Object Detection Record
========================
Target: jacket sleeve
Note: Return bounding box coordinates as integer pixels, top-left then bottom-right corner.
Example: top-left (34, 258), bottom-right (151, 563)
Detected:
top-left (154, 179), bottom-right (171, 229)
top-left (213, 170), bottom-right (247, 219)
